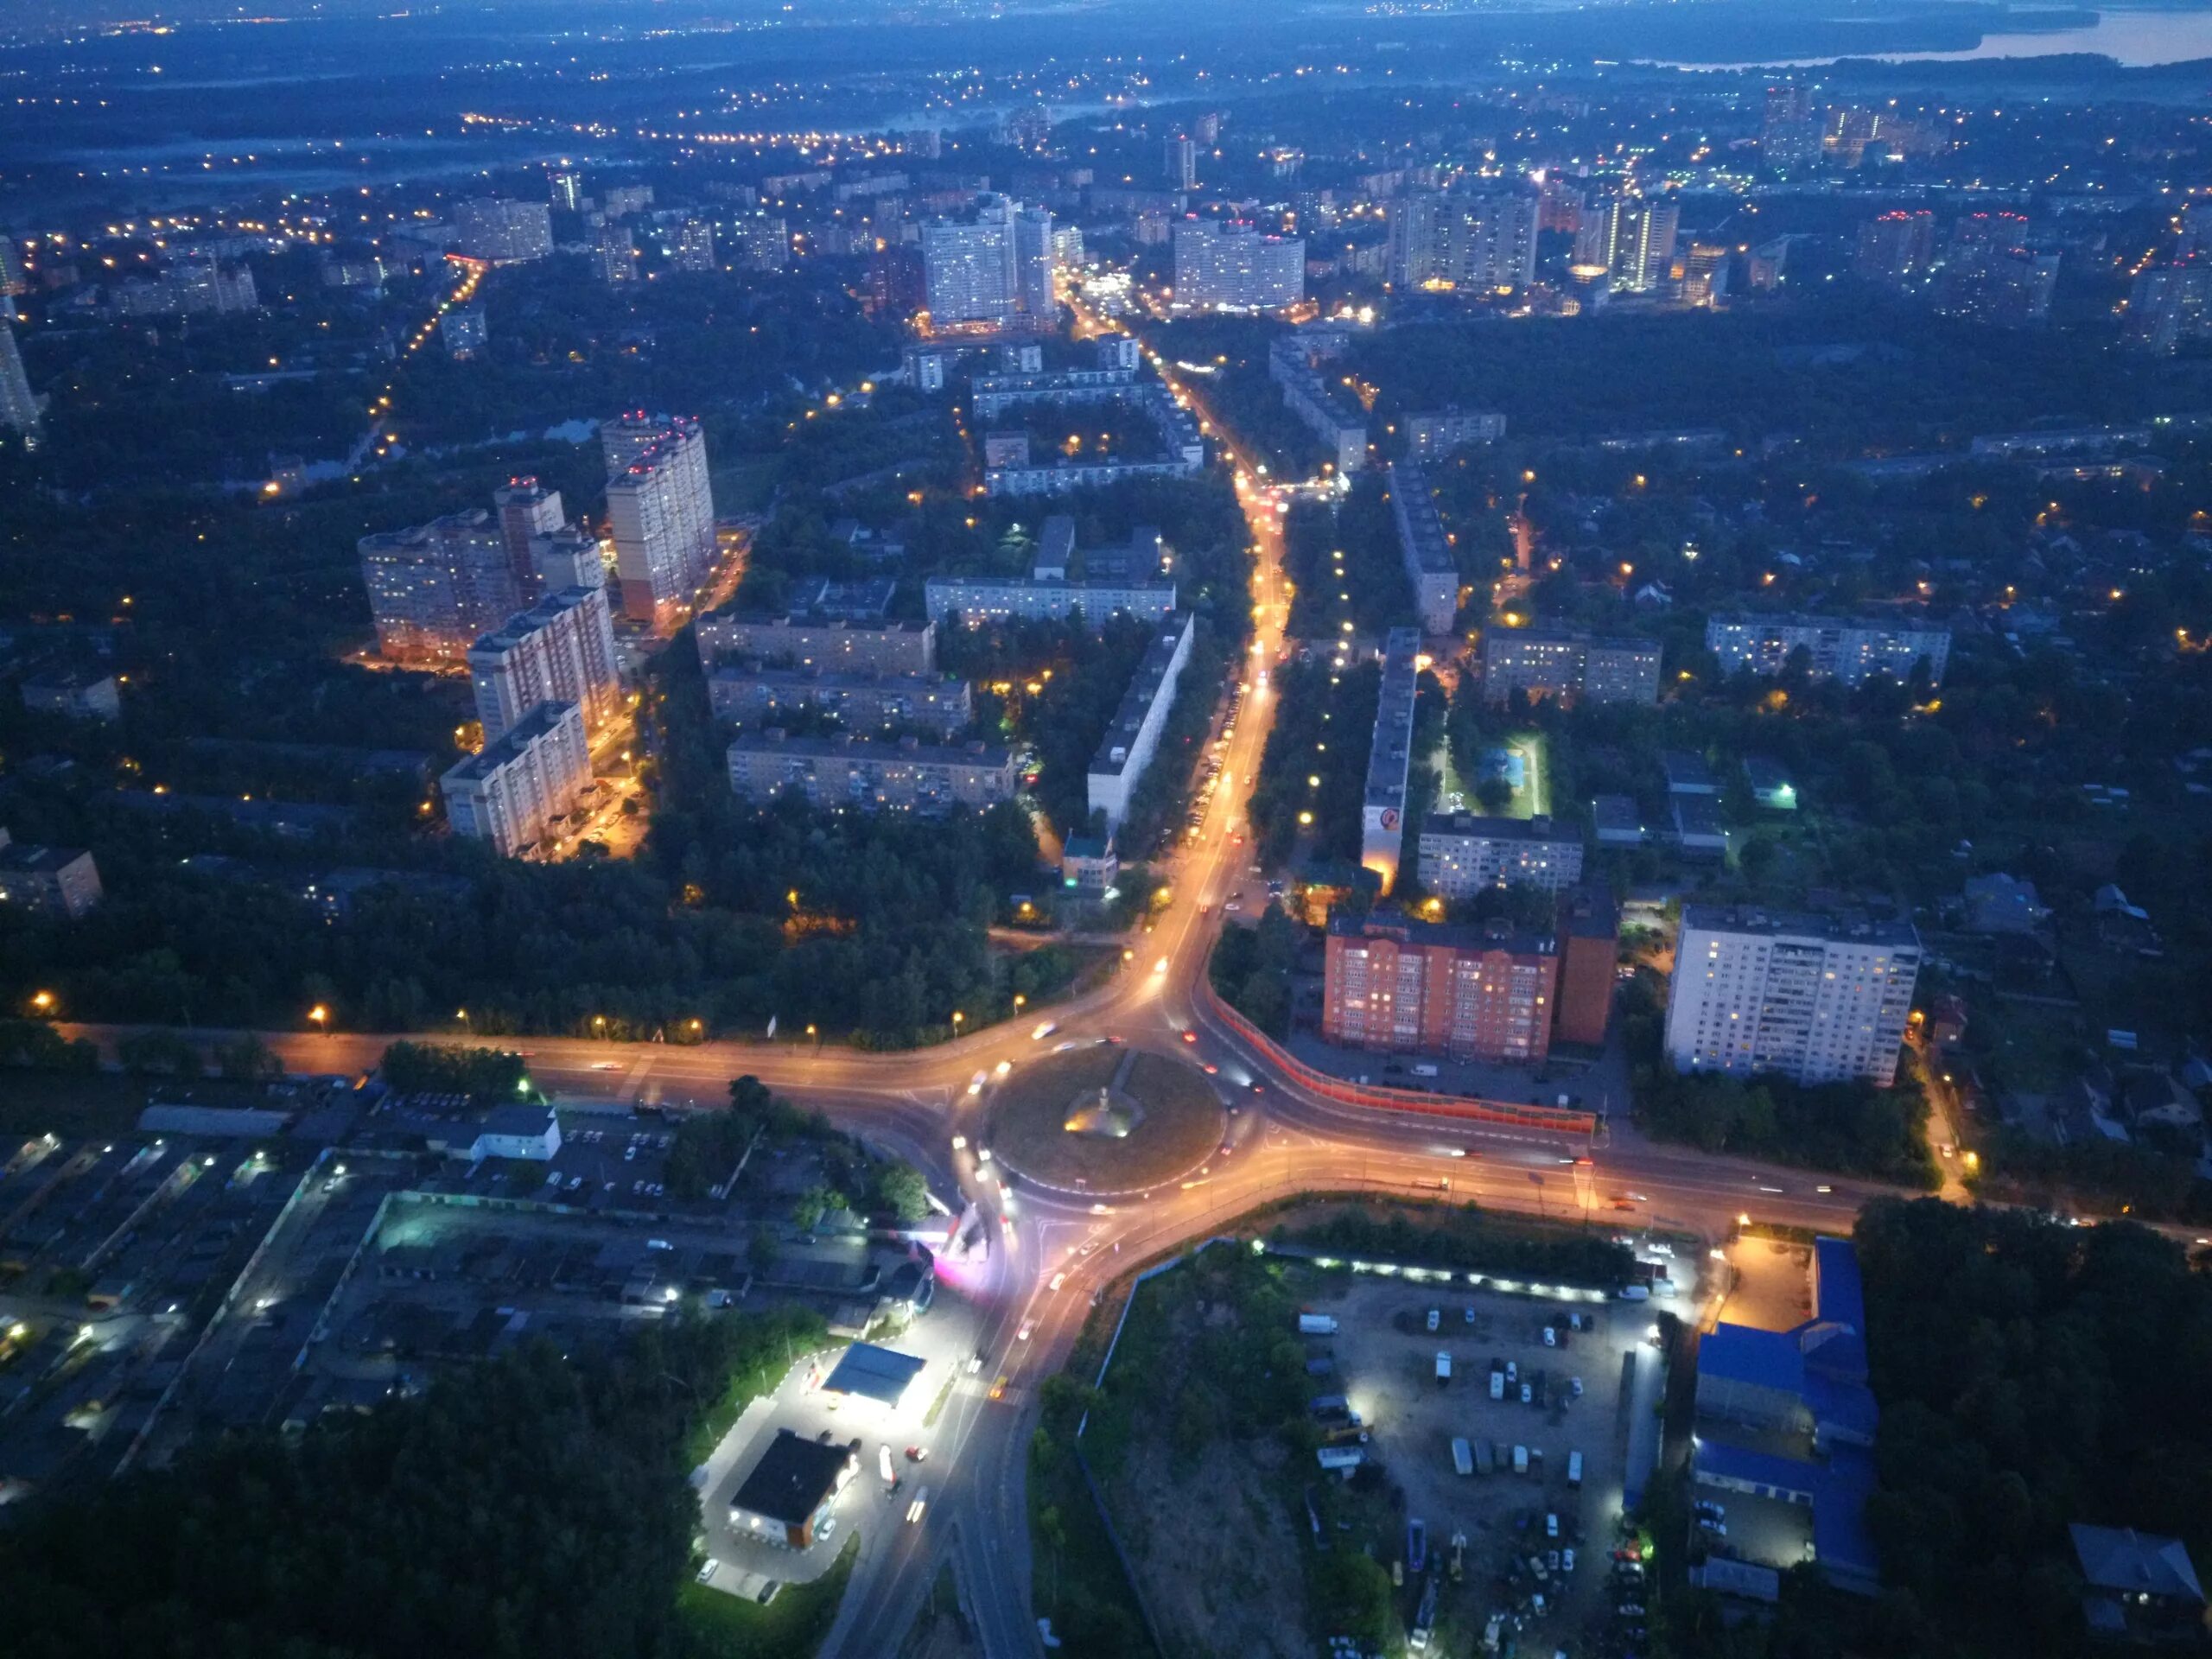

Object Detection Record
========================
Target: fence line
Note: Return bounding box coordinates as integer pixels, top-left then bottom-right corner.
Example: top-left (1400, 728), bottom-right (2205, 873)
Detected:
top-left (1196, 977), bottom-right (1599, 1138)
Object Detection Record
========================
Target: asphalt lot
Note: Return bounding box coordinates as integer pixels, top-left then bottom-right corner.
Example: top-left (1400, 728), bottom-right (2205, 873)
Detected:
top-left (1317, 1272), bottom-right (1659, 1647)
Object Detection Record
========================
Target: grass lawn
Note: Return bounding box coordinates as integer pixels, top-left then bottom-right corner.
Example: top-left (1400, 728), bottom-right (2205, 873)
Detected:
top-left (679, 1535), bottom-right (856, 1659)
top-left (1440, 729), bottom-right (1548, 820)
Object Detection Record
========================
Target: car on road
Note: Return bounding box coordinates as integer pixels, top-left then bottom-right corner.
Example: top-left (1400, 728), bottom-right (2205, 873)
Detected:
top-left (696, 1560), bottom-right (719, 1584)
top-left (966, 1072), bottom-right (986, 1096)
top-left (1017, 1319), bottom-right (1034, 1341)
top-left (1202, 1063), bottom-right (1218, 1075)
top-left (988, 1375), bottom-right (1008, 1401)
top-left (994, 1060), bottom-right (1011, 1077)
top-left (1049, 1272), bottom-right (1066, 1291)
top-left (1815, 1184), bottom-right (1834, 1194)
top-left (817, 1516), bottom-right (840, 1545)
top-left (1030, 1021), bottom-right (1058, 1041)
top-left (951, 1134), bottom-right (968, 1150)
top-left (1153, 957), bottom-right (1169, 975)
top-left (1181, 1029), bottom-right (1198, 1045)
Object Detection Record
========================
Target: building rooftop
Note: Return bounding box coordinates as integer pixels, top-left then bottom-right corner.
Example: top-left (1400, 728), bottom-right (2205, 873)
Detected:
top-left (1662, 750), bottom-right (1717, 792)
top-left (1557, 885), bottom-right (1619, 940)
top-left (1422, 812), bottom-right (1579, 843)
top-left (1363, 629), bottom-right (1422, 810)
top-left (1090, 614), bottom-right (1193, 778)
top-left (1680, 905), bottom-right (1921, 949)
top-left (2070, 1524), bottom-right (2206, 1605)
top-left (821, 1341), bottom-right (927, 1406)
top-left (729, 1428), bottom-right (855, 1526)
top-left (733, 731), bottom-right (1009, 767)
top-left (1591, 794), bottom-right (1644, 836)
top-left (442, 701), bottom-right (575, 785)
top-left (1330, 906), bottom-right (1554, 959)
top-left (1389, 461), bottom-right (1454, 575)
top-left (0, 841), bottom-right (90, 875)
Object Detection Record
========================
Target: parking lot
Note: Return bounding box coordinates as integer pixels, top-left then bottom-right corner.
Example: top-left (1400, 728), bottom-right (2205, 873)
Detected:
top-left (1308, 1272), bottom-right (1665, 1650)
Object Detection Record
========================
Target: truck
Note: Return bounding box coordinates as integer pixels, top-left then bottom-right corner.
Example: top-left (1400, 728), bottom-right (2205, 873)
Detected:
top-left (1408, 1517), bottom-right (1427, 1573)
top-left (1568, 1449), bottom-right (1584, 1487)
top-left (1410, 1063), bottom-right (1440, 1078)
top-left (1298, 1313), bottom-right (1339, 1335)
top-left (1452, 1437), bottom-right (1474, 1476)
top-left (1435, 1351), bottom-right (1452, 1385)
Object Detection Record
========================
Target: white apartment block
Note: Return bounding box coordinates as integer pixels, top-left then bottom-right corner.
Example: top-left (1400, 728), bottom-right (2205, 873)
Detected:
top-left (1171, 220), bottom-right (1306, 313)
top-left (493, 480), bottom-right (567, 591)
top-left (1087, 613), bottom-right (1195, 830)
top-left (603, 415), bottom-right (715, 631)
top-left (468, 585), bottom-right (623, 744)
top-left (359, 510), bottom-right (523, 664)
top-left (920, 198), bottom-right (1053, 327)
top-left (1388, 461), bottom-right (1461, 635)
top-left (451, 199), bottom-right (553, 264)
top-left (1705, 613), bottom-right (1951, 687)
top-left (728, 732), bottom-right (1015, 813)
top-left (1417, 813), bottom-right (1586, 898)
top-left (1360, 628), bottom-right (1423, 893)
top-left (1405, 409), bottom-right (1506, 460)
top-left (441, 701), bottom-right (593, 858)
top-left (1664, 907), bottom-right (1922, 1087)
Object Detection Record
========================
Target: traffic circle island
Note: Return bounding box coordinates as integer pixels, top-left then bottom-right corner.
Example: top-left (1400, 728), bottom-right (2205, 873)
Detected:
top-left (986, 1044), bottom-right (1226, 1196)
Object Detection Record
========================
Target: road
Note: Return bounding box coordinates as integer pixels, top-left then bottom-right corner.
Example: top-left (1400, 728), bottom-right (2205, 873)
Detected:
top-left (53, 334), bottom-right (1923, 1658)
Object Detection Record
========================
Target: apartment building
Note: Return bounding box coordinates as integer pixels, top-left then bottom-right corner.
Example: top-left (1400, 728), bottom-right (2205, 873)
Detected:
top-left (1387, 461), bottom-right (1460, 635)
top-left (706, 667), bottom-right (972, 736)
top-left (1404, 409), bottom-right (1506, 460)
top-left (1087, 613), bottom-right (1196, 830)
top-left (467, 585), bottom-right (623, 744)
top-left (697, 613), bottom-right (937, 675)
top-left (440, 701), bottom-right (594, 858)
top-left (602, 414), bottom-right (715, 632)
top-left (1664, 907), bottom-right (1922, 1087)
top-left (359, 510), bottom-right (523, 665)
top-left (1322, 909), bottom-right (1558, 1065)
top-left (1360, 628), bottom-right (1422, 894)
top-left (0, 830), bottom-right (103, 919)
top-left (1417, 813), bottom-right (1586, 899)
top-left (1481, 627), bottom-right (1662, 706)
top-left (925, 517), bottom-right (1176, 626)
top-left (728, 731), bottom-right (1016, 814)
top-left (1171, 219), bottom-right (1306, 314)
top-left (1704, 613), bottom-right (1950, 687)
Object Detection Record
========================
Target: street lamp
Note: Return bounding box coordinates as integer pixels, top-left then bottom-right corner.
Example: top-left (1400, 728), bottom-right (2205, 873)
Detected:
top-left (308, 1004), bottom-right (329, 1035)
top-left (29, 990), bottom-right (54, 1014)
top-left (1013, 994), bottom-right (1027, 1012)
top-left (951, 1011), bottom-right (964, 1033)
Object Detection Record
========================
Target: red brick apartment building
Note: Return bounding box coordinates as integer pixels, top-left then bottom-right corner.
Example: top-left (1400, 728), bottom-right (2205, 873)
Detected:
top-left (1323, 909), bottom-right (1557, 1064)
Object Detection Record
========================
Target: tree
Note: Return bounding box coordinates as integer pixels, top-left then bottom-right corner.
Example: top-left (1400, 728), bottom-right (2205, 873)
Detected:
top-left (117, 1030), bottom-right (201, 1077)
top-left (871, 1160), bottom-right (931, 1222)
top-left (214, 1032), bottom-right (282, 1081)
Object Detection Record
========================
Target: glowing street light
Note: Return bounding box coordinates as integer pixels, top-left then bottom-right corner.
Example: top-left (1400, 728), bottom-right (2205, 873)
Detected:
top-left (308, 1004), bottom-right (329, 1034)
top-left (29, 990), bottom-right (54, 1014)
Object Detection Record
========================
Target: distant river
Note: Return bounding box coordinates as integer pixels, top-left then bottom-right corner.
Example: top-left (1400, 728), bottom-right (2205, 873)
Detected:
top-left (1655, 5), bottom-right (2212, 69)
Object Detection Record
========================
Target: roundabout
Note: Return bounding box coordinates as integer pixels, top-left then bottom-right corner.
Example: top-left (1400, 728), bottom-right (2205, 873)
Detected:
top-left (985, 1043), bottom-right (1227, 1196)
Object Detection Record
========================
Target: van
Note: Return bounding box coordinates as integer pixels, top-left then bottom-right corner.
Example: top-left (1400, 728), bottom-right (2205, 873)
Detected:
top-left (1410, 1063), bottom-right (1440, 1078)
